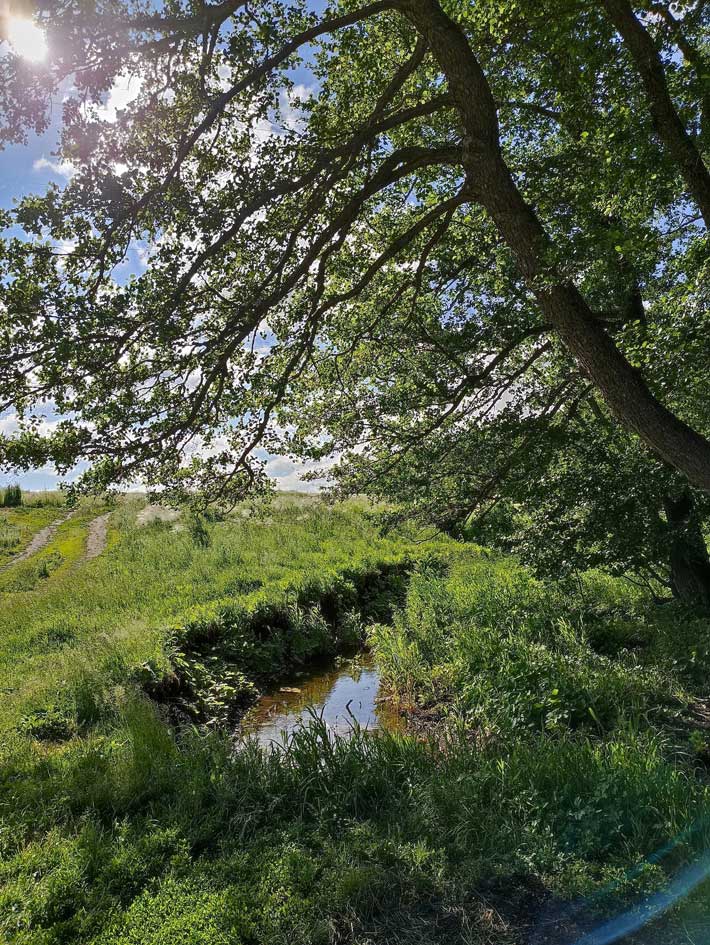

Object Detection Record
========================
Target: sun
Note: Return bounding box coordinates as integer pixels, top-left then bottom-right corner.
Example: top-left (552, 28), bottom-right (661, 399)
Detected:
top-left (5, 15), bottom-right (47, 62)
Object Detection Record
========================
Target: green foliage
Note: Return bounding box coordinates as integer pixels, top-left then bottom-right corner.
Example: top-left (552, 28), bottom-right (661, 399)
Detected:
top-left (18, 705), bottom-right (76, 743)
top-left (0, 0), bottom-right (708, 505)
top-left (2, 500), bottom-right (710, 942)
top-left (461, 414), bottom-right (710, 599)
top-left (2, 483), bottom-right (22, 507)
top-left (370, 554), bottom-right (692, 735)
top-left (2, 711), bottom-right (709, 945)
top-left (186, 512), bottom-right (211, 549)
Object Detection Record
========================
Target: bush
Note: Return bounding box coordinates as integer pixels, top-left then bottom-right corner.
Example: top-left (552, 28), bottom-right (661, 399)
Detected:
top-left (2, 483), bottom-right (22, 507)
top-left (370, 556), bottom-right (684, 734)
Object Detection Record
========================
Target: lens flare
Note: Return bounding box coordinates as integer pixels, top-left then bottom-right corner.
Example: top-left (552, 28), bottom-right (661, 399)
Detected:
top-left (5, 16), bottom-right (47, 62)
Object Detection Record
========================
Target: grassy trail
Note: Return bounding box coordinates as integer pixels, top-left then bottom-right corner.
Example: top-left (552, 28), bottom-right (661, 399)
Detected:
top-left (0, 510), bottom-right (75, 573)
top-left (85, 513), bottom-right (112, 559)
top-left (0, 504), bottom-right (67, 567)
top-left (0, 505), bottom-right (114, 577)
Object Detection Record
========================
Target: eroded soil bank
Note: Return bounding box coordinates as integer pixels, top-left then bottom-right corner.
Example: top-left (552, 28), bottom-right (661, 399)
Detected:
top-left (143, 559), bottom-right (414, 730)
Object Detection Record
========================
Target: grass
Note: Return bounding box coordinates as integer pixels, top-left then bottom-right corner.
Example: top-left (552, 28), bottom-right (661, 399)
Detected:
top-left (0, 499), bottom-right (110, 595)
top-left (0, 497), bottom-right (419, 732)
top-left (368, 554), bottom-right (691, 735)
top-left (0, 504), bottom-right (67, 565)
top-left (2, 497), bottom-right (710, 943)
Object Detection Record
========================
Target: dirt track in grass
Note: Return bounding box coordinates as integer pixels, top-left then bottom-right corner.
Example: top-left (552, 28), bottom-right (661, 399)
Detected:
top-left (0, 511), bottom-right (75, 574)
top-left (0, 510), bottom-right (112, 574)
top-left (86, 512), bottom-right (111, 559)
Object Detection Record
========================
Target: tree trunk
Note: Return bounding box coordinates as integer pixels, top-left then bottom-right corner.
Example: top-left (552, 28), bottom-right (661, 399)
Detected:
top-left (396, 0), bottom-right (710, 492)
top-left (665, 491), bottom-right (710, 607)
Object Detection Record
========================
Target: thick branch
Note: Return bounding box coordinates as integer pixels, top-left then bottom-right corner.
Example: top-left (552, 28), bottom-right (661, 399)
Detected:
top-left (602, 0), bottom-right (710, 228)
top-left (397, 0), bottom-right (710, 491)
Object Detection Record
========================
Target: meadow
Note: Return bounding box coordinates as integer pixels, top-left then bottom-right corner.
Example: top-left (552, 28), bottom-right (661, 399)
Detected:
top-left (0, 491), bottom-right (66, 567)
top-left (2, 495), bottom-right (710, 944)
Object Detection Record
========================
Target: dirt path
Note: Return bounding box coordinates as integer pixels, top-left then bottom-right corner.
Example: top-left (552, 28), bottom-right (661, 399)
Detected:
top-left (0, 510), bottom-right (75, 574)
top-left (86, 512), bottom-right (111, 559)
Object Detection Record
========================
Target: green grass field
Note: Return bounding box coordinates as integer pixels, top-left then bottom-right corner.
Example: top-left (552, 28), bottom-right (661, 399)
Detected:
top-left (2, 496), bottom-right (710, 944)
top-left (0, 502), bottom-right (66, 566)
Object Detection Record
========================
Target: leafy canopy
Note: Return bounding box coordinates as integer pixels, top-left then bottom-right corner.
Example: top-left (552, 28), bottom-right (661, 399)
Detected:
top-left (0, 0), bottom-right (708, 507)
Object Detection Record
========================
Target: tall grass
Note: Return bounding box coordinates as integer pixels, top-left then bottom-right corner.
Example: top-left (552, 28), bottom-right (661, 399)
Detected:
top-left (3, 500), bottom-right (710, 943)
top-left (370, 555), bottom-right (690, 735)
top-left (0, 518), bottom-right (20, 552)
top-left (2, 705), bottom-right (709, 945)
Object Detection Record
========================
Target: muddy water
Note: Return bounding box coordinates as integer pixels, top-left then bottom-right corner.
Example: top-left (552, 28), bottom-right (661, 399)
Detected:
top-left (239, 652), bottom-right (403, 748)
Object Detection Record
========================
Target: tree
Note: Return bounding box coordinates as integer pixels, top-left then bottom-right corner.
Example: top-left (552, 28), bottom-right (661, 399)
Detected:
top-left (286, 302), bottom-right (710, 602)
top-left (0, 0), bottom-right (708, 506)
top-left (467, 415), bottom-right (710, 606)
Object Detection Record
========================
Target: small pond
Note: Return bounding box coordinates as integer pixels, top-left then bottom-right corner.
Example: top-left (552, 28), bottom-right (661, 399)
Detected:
top-left (238, 652), bottom-right (404, 748)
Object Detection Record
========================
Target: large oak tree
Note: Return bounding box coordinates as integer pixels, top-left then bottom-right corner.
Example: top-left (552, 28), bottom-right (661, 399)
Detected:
top-left (0, 0), bottom-right (708, 509)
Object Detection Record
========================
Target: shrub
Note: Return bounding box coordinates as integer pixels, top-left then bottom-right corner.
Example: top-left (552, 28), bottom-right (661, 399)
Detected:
top-left (2, 483), bottom-right (22, 507)
top-left (371, 556), bottom-right (683, 733)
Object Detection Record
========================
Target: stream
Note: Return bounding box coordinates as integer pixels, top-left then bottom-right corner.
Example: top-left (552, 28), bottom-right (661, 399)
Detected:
top-left (238, 652), bottom-right (404, 748)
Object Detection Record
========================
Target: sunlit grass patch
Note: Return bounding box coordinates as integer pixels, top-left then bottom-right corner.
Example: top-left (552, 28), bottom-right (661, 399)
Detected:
top-left (0, 505), bottom-right (66, 565)
top-left (0, 500), bottom-right (109, 595)
top-left (0, 498), bottom-right (424, 733)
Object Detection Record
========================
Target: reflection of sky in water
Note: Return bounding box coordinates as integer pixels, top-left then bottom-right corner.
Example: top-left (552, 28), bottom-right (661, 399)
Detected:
top-left (239, 655), bottom-right (402, 748)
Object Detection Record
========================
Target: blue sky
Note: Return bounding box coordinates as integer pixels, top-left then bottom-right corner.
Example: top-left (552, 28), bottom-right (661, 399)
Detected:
top-left (0, 84), bottom-right (68, 210)
top-left (0, 30), bottom-right (324, 493)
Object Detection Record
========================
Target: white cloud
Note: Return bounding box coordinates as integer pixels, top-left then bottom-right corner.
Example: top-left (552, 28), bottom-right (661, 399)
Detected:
top-left (0, 413), bottom-right (20, 436)
top-left (53, 238), bottom-right (77, 271)
top-left (33, 157), bottom-right (75, 179)
top-left (0, 412), bottom-right (62, 438)
top-left (281, 84), bottom-right (315, 132)
top-left (134, 242), bottom-right (152, 269)
top-left (97, 72), bottom-right (143, 123)
top-left (265, 454), bottom-right (331, 492)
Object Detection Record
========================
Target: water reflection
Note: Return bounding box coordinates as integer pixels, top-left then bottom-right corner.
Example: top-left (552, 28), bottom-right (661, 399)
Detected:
top-left (238, 652), bottom-right (403, 747)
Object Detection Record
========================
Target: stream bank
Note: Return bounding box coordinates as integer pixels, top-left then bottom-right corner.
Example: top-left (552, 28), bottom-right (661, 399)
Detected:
top-left (141, 558), bottom-right (417, 731)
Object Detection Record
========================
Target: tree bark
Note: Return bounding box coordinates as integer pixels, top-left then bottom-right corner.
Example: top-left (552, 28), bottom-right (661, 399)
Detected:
top-left (396, 0), bottom-right (710, 492)
top-left (648, 1), bottom-right (710, 140)
top-left (664, 491), bottom-right (710, 607)
top-left (601, 0), bottom-right (710, 229)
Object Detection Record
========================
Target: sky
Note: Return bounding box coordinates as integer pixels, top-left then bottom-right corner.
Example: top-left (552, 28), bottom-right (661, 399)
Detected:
top-left (0, 18), bottom-right (326, 493)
